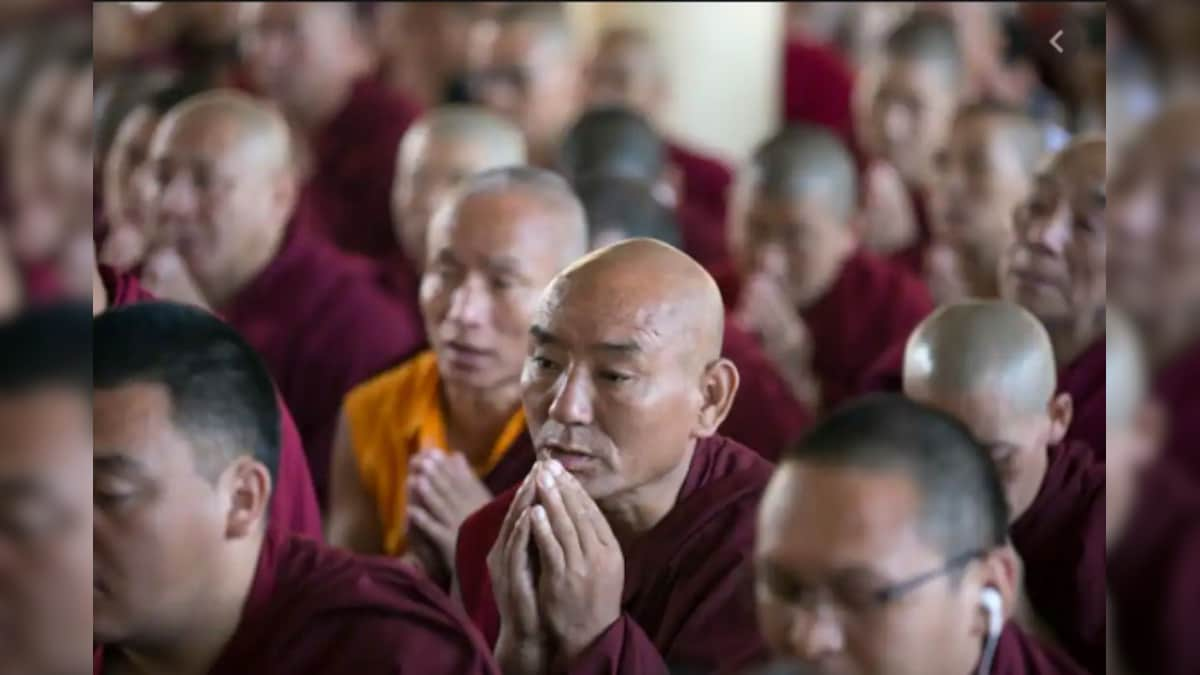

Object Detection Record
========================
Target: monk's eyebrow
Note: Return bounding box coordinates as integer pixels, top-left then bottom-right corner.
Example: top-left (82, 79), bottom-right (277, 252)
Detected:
top-left (595, 340), bottom-right (642, 354)
top-left (94, 453), bottom-right (144, 476)
top-left (530, 325), bottom-right (560, 346)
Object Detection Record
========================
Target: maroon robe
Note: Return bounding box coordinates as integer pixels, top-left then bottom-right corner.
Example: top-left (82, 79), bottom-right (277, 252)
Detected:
top-left (99, 265), bottom-right (324, 541)
top-left (1153, 338), bottom-right (1200, 482)
top-left (886, 186), bottom-right (934, 280)
top-left (1057, 338), bottom-right (1104, 461)
top-left (1009, 441), bottom-right (1105, 674)
top-left (780, 36), bottom-right (856, 148)
top-left (22, 260), bottom-right (66, 305)
top-left (857, 337), bottom-right (906, 396)
top-left (801, 249), bottom-right (933, 413)
top-left (95, 527), bottom-right (498, 674)
top-left (666, 140), bottom-right (733, 228)
top-left (992, 623), bottom-right (1089, 674)
top-left (1109, 460), bottom-right (1200, 675)
top-left (301, 76), bottom-right (422, 260)
top-left (722, 318), bottom-right (812, 462)
top-left (221, 205), bottom-right (426, 506)
top-left (678, 202), bottom-right (734, 283)
top-left (456, 435), bottom-right (772, 674)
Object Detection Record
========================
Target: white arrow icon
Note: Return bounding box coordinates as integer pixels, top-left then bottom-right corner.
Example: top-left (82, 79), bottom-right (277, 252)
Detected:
top-left (1050, 30), bottom-right (1064, 53)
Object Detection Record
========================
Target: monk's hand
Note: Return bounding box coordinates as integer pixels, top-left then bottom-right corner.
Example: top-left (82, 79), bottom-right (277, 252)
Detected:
top-left (736, 274), bottom-right (818, 405)
top-left (529, 459), bottom-right (624, 664)
top-left (490, 473), bottom-right (550, 675)
top-left (408, 450), bottom-right (493, 572)
top-left (860, 160), bottom-right (918, 254)
top-left (924, 241), bottom-right (969, 305)
top-left (140, 247), bottom-right (211, 311)
top-left (99, 223), bottom-right (148, 273)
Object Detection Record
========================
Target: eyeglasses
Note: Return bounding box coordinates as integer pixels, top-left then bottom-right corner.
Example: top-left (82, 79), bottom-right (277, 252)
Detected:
top-left (871, 548), bottom-right (989, 604)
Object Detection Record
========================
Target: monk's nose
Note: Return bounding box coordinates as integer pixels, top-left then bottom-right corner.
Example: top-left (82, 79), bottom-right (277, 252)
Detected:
top-left (787, 604), bottom-right (846, 663)
top-left (445, 278), bottom-right (489, 327)
top-left (547, 364), bottom-right (594, 426)
top-left (1022, 210), bottom-right (1070, 253)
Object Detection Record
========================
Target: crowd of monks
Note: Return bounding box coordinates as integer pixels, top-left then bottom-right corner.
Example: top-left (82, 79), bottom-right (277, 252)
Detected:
top-left (0, 1), bottom-right (1194, 674)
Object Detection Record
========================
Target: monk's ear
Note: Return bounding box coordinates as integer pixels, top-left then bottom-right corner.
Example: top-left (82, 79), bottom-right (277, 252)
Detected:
top-left (1046, 392), bottom-right (1072, 445)
top-left (696, 357), bottom-right (739, 436)
top-left (220, 457), bottom-right (272, 540)
top-left (969, 544), bottom-right (1018, 639)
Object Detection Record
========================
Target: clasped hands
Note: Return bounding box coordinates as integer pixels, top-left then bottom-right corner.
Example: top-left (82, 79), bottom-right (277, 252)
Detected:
top-left (488, 459), bottom-right (624, 675)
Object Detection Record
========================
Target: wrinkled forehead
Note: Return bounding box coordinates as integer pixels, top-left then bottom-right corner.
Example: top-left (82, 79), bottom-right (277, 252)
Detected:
top-left (433, 190), bottom-right (565, 254)
top-left (536, 273), bottom-right (686, 353)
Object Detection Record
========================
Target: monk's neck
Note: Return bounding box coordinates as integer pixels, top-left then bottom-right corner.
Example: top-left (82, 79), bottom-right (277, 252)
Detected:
top-left (440, 378), bottom-right (522, 462)
top-left (207, 220), bottom-right (291, 310)
top-left (598, 442), bottom-right (697, 550)
top-left (111, 538), bottom-right (261, 675)
top-left (1043, 311), bottom-right (1103, 369)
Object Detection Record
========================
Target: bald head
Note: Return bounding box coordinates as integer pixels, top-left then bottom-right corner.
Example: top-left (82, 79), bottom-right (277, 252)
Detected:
top-left (884, 10), bottom-right (964, 85)
top-left (403, 105), bottom-right (526, 165)
top-left (157, 90), bottom-right (293, 175)
top-left (1043, 134), bottom-right (1106, 187)
top-left (904, 300), bottom-right (1056, 414)
top-left (748, 124), bottom-right (858, 223)
top-left (559, 105), bottom-right (664, 184)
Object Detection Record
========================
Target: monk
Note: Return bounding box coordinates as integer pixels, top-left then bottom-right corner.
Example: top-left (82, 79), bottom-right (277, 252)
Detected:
top-left (471, 3), bottom-right (582, 170)
top-left (93, 301), bottom-right (498, 675)
top-left (574, 175), bottom-right (812, 461)
top-left (0, 304), bottom-right (93, 675)
top-left (730, 124), bottom-right (933, 414)
top-left (244, 2), bottom-right (422, 259)
top-left (330, 167), bottom-right (585, 585)
top-left (755, 394), bottom-right (1085, 675)
top-left (855, 11), bottom-right (965, 273)
top-left (146, 90), bottom-right (426, 505)
top-left (583, 26), bottom-right (734, 225)
top-left (389, 105), bottom-right (526, 305)
top-left (456, 239), bottom-right (772, 673)
top-left (558, 105), bottom-right (732, 284)
top-left (999, 137), bottom-right (1106, 461)
top-left (902, 301), bottom-right (1105, 673)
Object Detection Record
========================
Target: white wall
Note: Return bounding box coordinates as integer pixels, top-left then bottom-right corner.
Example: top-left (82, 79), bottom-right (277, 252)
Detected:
top-left (566, 2), bottom-right (784, 165)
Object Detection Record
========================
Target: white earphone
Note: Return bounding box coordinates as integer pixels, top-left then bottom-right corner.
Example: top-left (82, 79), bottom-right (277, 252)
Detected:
top-left (976, 587), bottom-right (1004, 675)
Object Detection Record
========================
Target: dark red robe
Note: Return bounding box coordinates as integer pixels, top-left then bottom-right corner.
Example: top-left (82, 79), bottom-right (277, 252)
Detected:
top-left (801, 249), bottom-right (933, 413)
top-left (1109, 459), bottom-right (1200, 675)
top-left (1153, 338), bottom-right (1200, 482)
top-left (886, 186), bottom-right (934, 280)
top-left (456, 435), bottom-right (772, 674)
top-left (95, 527), bottom-right (499, 674)
top-left (1057, 338), bottom-right (1104, 461)
top-left (780, 36), bottom-right (856, 148)
top-left (221, 205), bottom-right (427, 506)
top-left (99, 265), bottom-right (324, 541)
top-left (666, 140), bottom-right (733, 228)
top-left (992, 623), bottom-right (1089, 674)
top-left (301, 76), bottom-right (422, 260)
top-left (678, 202), bottom-right (734, 285)
top-left (1009, 441), bottom-right (1105, 674)
top-left (722, 318), bottom-right (812, 462)
top-left (21, 260), bottom-right (66, 305)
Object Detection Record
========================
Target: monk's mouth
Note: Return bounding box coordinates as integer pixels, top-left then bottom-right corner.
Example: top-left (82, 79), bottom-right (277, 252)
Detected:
top-left (541, 443), bottom-right (601, 472)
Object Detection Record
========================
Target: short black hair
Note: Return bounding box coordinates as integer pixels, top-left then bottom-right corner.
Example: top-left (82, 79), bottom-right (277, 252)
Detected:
top-left (560, 105), bottom-right (666, 185)
top-left (574, 174), bottom-right (682, 249)
top-left (93, 302), bottom-right (280, 482)
top-left (0, 302), bottom-right (92, 396)
top-left (783, 394), bottom-right (1009, 557)
top-left (884, 10), bottom-right (964, 84)
top-left (750, 123), bottom-right (858, 222)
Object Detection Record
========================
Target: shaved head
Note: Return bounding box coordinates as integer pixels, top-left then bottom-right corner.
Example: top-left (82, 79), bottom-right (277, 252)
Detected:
top-left (559, 105), bottom-right (664, 184)
top-left (903, 301), bottom-right (1070, 523)
top-left (747, 124), bottom-right (858, 223)
top-left (885, 10), bottom-right (964, 86)
top-left (953, 101), bottom-right (1047, 175)
top-left (523, 238), bottom-right (739, 502)
top-left (158, 90), bottom-right (293, 175)
top-left (575, 175), bottom-right (681, 251)
top-left (903, 300), bottom-right (1057, 415)
top-left (402, 105), bottom-right (526, 164)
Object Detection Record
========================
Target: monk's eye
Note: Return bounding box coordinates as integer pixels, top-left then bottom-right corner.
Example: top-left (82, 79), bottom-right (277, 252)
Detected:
top-left (531, 355), bottom-right (559, 373)
top-left (598, 371), bottom-right (633, 385)
top-left (489, 276), bottom-right (518, 292)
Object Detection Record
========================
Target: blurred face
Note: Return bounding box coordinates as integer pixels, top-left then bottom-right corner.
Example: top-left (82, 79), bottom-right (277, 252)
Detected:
top-left (866, 58), bottom-right (959, 187)
top-left (421, 191), bottom-right (569, 391)
top-left (42, 66), bottom-right (94, 224)
top-left (1158, 144), bottom-right (1200, 326)
top-left (930, 115), bottom-right (1033, 297)
top-left (244, 3), bottom-right (368, 117)
top-left (584, 38), bottom-right (664, 118)
top-left (475, 22), bottom-right (579, 154)
top-left (755, 464), bottom-right (986, 675)
top-left (1105, 402), bottom-right (1159, 547)
top-left (394, 131), bottom-right (501, 273)
top-left (93, 383), bottom-right (231, 644)
top-left (1107, 142), bottom-right (1162, 327)
top-left (523, 277), bottom-right (707, 501)
top-left (149, 112), bottom-right (293, 298)
top-left (731, 188), bottom-right (855, 306)
top-left (103, 106), bottom-right (161, 235)
top-left (1001, 144), bottom-right (1106, 326)
top-left (905, 388), bottom-right (1062, 523)
top-left (0, 388), bottom-right (91, 674)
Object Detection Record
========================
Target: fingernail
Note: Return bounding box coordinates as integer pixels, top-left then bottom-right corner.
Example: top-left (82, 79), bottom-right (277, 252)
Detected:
top-left (533, 505), bottom-right (547, 522)
top-left (538, 469), bottom-right (555, 489)
top-left (547, 459), bottom-right (564, 476)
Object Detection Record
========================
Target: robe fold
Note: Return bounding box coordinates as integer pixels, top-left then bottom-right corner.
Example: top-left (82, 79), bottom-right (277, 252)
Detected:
top-left (721, 318), bottom-right (812, 462)
top-left (95, 527), bottom-right (499, 674)
top-left (222, 204), bottom-right (426, 506)
top-left (1153, 338), bottom-right (1200, 482)
top-left (992, 623), bottom-right (1090, 674)
top-left (99, 265), bottom-right (324, 541)
top-left (302, 76), bottom-right (422, 260)
top-left (456, 435), bottom-right (772, 675)
top-left (666, 140), bottom-right (733, 227)
top-left (1057, 338), bottom-right (1105, 461)
top-left (800, 249), bottom-right (933, 413)
top-left (780, 36), bottom-right (856, 148)
top-left (343, 350), bottom-right (535, 557)
top-left (1109, 458), bottom-right (1200, 675)
top-left (1009, 441), bottom-right (1105, 674)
